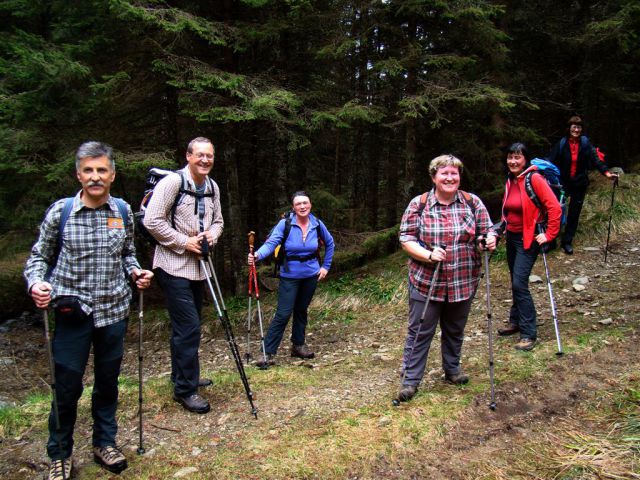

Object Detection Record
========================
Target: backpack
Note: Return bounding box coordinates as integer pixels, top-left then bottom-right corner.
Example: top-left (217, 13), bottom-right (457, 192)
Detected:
top-left (558, 135), bottom-right (589, 154)
top-left (525, 159), bottom-right (567, 225)
top-left (46, 197), bottom-right (129, 279)
top-left (135, 168), bottom-right (215, 244)
top-left (268, 211), bottom-right (326, 277)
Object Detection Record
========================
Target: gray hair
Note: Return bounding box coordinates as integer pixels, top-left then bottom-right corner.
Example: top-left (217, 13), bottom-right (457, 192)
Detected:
top-left (428, 154), bottom-right (464, 177)
top-left (75, 141), bottom-right (115, 170)
top-left (187, 137), bottom-right (215, 154)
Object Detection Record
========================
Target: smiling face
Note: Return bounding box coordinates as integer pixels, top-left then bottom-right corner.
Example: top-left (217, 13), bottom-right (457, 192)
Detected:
top-left (186, 141), bottom-right (214, 184)
top-left (292, 195), bottom-right (311, 219)
top-left (569, 123), bottom-right (583, 139)
top-left (76, 155), bottom-right (115, 207)
top-left (432, 165), bottom-right (460, 198)
top-left (506, 151), bottom-right (527, 176)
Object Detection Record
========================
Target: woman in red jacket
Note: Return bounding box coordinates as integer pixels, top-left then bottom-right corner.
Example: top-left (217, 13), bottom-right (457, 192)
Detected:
top-left (497, 143), bottom-right (562, 351)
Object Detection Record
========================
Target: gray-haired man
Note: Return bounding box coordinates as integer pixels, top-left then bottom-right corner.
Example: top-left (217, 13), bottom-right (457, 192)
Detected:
top-left (25, 141), bottom-right (153, 480)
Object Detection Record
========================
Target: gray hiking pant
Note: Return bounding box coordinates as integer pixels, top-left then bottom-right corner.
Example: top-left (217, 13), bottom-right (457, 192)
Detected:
top-left (401, 287), bottom-right (473, 387)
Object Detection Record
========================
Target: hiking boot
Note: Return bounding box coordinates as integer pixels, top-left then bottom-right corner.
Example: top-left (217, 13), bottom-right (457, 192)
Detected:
top-left (255, 353), bottom-right (276, 369)
top-left (48, 458), bottom-right (72, 480)
top-left (291, 344), bottom-right (315, 359)
top-left (198, 378), bottom-right (213, 387)
top-left (397, 384), bottom-right (418, 402)
top-left (445, 372), bottom-right (469, 385)
top-left (173, 393), bottom-right (211, 414)
top-left (561, 243), bottom-right (573, 255)
top-left (514, 338), bottom-right (536, 351)
top-left (497, 324), bottom-right (520, 336)
top-left (93, 445), bottom-right (128, 474)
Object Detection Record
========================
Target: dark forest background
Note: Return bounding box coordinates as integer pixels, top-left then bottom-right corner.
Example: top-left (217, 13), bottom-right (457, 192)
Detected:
top-left (1, 0), bottom-right (639, 295)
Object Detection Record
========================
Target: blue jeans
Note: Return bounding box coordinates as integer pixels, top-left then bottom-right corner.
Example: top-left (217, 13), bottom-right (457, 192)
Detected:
top-left (264, 276), bottom-right (318, 354)
top-left (156, 268), bottom-right (205, 398)
top-left (47, 308), bottom-right (127, 460)
top-left (506, 231), bottom-right (540, 340)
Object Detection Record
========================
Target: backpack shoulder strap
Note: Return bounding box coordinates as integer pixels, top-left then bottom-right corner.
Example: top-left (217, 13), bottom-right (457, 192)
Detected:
top-left (524, 171), bottom-right (543, 209)
top-left (459, 190), bottom-right (476, 215)
top-left (113, 198), bottom-right (129, 227)
top-left (49, 197), bottom-right (74, 277)
top-left (559, 136), bottom-right (567, 153)
top-left (57, 197), bottom-right (75, 245)
top-left (416, 192), bottom-right (429, 216)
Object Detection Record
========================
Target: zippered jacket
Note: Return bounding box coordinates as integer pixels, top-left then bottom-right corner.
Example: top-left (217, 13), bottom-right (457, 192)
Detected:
top-left (500, 166), bottom-right (562, 249)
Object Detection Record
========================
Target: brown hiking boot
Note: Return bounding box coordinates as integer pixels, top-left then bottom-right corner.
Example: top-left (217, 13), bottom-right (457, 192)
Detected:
top-left (173, 393), bottom-right (211, 414)
top-left (514, 338), bottom-right (536, 351)
top-left (498, 324), bottom-right (520, 336)
top-left (398, 384), bottom-right (418, 402)
top-left (48, 458), bottom-right (72, 480)
top-left (445, 372), bottom-right (470, 385)
top-left (93, 445), bottom-right (128, 473)
top-left (291, 344), bottom-right (315, 359)
top-left (255, 353), bottom-right (276, 369)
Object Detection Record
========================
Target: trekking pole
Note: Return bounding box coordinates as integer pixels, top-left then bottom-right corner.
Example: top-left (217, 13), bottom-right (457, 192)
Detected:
top-left (245, 234), bottom-right (254, 364)
top-left (199, 239), bottom-right (258, 418)
top-left (604, 177), bottom-right (619, 264)
top-left (481, 245), bottom-right (497, 410)
top-left (43, 307), bottom-right (66, 479)
top-left (538, 225), bottom-right (563, 356)
top-left (393, 245), bottom-right (445, 407)
top-left (248, 232), bottom-right (268, 369)
top-left (137, 291), bottom-right (145, 455)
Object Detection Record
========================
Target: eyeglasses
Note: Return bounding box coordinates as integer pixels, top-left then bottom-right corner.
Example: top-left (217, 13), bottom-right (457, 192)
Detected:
top-left (191, 152), bottom-right (214, 161)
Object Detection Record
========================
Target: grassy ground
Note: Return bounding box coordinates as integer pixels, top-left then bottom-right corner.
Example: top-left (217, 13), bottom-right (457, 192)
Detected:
top-left (1, 173), bottom-right (639, 479)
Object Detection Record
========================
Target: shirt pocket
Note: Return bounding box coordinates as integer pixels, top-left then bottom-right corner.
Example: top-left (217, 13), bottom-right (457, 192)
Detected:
top-left (106, 227), bottom-right (126, 256)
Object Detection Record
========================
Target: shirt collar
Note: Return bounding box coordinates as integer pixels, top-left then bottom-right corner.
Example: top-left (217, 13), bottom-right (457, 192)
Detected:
top-left (72, 191), bottom-right (118, 213)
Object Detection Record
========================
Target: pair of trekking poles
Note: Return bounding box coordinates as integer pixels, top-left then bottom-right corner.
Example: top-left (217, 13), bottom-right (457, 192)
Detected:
top-left (40, 244), bottom-right (259, 474)
top-left (392, 232), bottom-right (564, 410)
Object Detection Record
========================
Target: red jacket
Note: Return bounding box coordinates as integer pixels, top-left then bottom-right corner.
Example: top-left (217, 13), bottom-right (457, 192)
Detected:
top-left (501, 165), bottom-right (562, 249)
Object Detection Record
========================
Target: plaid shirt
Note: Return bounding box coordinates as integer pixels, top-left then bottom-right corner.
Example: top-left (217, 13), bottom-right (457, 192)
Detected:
top-left (24, 193), bottom-right (140, 327)
top-left (143, 166), bottom-right (223, 281)
top-left (399, 190), bottom-right (493, 302)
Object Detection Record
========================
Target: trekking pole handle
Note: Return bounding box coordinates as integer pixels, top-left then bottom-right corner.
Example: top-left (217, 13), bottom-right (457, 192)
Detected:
top-left (248, 231), bottom-right (255, 254)
top-left (201, 236), bottom-right (209, 257)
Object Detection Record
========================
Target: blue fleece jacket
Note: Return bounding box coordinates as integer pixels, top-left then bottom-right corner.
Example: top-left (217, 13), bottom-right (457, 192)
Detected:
top-left (256, 213), bottom-right (335, 279)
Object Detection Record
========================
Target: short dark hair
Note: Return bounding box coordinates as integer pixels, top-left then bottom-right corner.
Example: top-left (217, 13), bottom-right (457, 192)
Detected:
top-left (75, 141), bottom-right (115, 170)
top-left (187, 137), bottom-right (214, 154)
top-left (567, 115), bottom-right (583, 127)
top-left (506, 142), bottom-right (528, 161)
top-left (291, 190), bottom-right (310, 204)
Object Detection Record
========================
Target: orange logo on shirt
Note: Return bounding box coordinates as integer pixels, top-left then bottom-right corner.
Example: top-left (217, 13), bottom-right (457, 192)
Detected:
top-left (108, 217), bottom-right (124, 229)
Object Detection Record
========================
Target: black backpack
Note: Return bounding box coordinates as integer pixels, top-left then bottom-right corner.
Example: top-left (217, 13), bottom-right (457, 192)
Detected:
top-left (135, 168), bottom-right (215, 244)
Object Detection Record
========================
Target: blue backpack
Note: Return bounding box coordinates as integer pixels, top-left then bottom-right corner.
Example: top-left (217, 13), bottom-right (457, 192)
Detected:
top-left (524, 159), bottom-right (567, 225)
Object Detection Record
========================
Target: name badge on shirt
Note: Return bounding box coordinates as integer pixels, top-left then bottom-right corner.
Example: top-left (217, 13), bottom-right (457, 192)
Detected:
top-left (107, 217), bottom-right (124, 229)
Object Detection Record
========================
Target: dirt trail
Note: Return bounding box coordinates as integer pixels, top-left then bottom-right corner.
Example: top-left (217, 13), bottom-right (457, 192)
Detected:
top-left (0, 230), bottom-right (637, 479)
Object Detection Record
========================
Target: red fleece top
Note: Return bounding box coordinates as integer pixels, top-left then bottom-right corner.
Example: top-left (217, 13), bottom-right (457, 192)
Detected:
top-left (569, 137), bottom-right (579, 178)
top-left (500, 166), bottom-right (562, 249)
top-left (504, 179), bottom-right (524, 233)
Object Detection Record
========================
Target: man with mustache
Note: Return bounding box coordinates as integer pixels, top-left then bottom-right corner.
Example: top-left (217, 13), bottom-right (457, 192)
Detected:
top-left (25, 141), bottom-right (153, 479)
top-left (143, 137), bottom-right (223, 414)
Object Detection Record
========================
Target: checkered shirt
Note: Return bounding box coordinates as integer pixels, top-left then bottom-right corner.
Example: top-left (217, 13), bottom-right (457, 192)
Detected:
top-left (24, 192), bottom-right (140, 327)
top-left (399, 190), bottom-right (494, 301)
top-left (143, 166), bottom-right (224, 281)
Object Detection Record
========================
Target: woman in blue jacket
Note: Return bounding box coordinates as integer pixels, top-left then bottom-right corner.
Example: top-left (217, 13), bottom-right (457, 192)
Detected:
top-left (248, 191), bottom-right (335, 368)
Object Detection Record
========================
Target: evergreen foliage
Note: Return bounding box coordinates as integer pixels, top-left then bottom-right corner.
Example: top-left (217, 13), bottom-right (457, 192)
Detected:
top-left (1, 0), bottom-right (638, 294)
